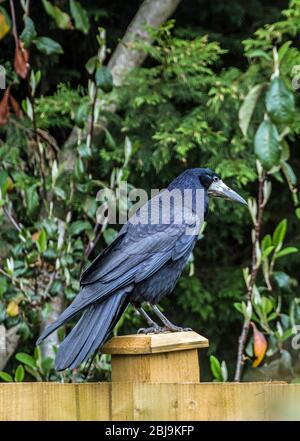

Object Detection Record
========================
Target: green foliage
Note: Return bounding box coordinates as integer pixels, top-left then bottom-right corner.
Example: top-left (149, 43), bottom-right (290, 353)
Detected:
top-left (0, 0), bottom-right (299, 384)
top-left (254, 120), bottom-right (281, 170)
top-left (210, 355), bottom-right (228, 382)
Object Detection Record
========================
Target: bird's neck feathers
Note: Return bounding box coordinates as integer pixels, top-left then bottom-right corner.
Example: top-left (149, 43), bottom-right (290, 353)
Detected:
top-left (167, 171), bottom-right (209, 218)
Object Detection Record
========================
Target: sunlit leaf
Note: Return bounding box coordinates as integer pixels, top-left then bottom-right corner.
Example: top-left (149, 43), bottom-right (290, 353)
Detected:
top-left (276, 246), bottom-right (298, 259)
top-left (6, 300), bottom-right (19, 317)
top-left (209, 355), bottom-right (222, 381)
top-left (272, 219), bottom-right (287, 248)
top-left (42, 0), bottom-right (72, 30)
top-left (14, 365), bottom-right (25, 382)
top-left (0, 7), bottom-right (10, 40)
top-left (15, 353), bottom-right (36, 369)
top-left (251, 322), bottom-right (267, 368)
top-left (70, 0), bottom-right (90, 34)
top-left (0, 371), bottom-right (13, 382)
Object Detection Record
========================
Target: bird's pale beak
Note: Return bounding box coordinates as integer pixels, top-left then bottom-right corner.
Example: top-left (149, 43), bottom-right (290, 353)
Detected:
top-left (208, 180), bottom-right (247, 205)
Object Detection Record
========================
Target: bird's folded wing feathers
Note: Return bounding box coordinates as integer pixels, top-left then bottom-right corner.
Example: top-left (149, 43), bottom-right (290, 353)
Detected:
top-left (80, 220), bottom-right (197, 287)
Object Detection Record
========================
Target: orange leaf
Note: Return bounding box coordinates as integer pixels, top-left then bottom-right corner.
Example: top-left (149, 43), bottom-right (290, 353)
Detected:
top-left (6, 300), bottom-right (19, 317)
top-left (9, 94), bottom-right (22, 118)
top-left (14, 40), bottom-right (29, 79)
top-left (32, 231), bottom-right (41, 241)
top-left (0, 11), bottom-right (10, 39)
top-left (0, 87), bottom-right (10, 125)
top-left (251, 322), bottom-right (267, 368)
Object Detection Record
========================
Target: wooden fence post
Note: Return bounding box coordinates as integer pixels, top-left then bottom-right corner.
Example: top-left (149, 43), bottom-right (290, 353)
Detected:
top-left (102, 331), bottom-right (209, 383)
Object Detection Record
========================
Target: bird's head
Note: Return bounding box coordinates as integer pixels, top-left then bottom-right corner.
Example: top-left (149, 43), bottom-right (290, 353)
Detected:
top-left (195, 168), bottom-right (247, 205)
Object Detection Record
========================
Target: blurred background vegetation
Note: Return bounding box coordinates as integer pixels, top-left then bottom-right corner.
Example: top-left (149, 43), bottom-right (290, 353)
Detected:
top-left (0, 0), bottom-right (300, 383)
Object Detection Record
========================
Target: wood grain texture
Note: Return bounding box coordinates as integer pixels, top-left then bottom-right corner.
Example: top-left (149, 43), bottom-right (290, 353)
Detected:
top-left (0, 383), bottom-right (110, 421)
top-left (111, 349), bottom-right (200, 383)
top-left (0, 382), bottom-right (299, 421)
top-left (102, 331), bottom-right (209, 354)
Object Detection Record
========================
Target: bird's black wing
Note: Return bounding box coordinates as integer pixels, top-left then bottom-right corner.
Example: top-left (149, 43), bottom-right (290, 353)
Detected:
top-left (37, 210), bottom-right (199, 344)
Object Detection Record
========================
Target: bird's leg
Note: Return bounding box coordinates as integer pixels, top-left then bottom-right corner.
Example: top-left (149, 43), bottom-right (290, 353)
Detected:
top-left (149, 304), bottom-right (192, 332)
top-left (132, 303), bottom-right (166, 334)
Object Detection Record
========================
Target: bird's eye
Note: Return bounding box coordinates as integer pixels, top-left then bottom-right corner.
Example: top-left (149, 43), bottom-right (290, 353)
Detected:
top-left (213, 176), bottom-right (219, 182)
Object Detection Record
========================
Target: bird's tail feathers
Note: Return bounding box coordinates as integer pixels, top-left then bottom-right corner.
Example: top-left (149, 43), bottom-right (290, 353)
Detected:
top-left (54, 291), bottom-right (128, 371)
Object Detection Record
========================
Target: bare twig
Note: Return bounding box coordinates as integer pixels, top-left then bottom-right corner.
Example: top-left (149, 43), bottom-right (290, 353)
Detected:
top-left (9, 0), bottom-right (18, 46)
top-left (234, 171), bottom-right (266, 381)
top-left (3, 204), bottom-right (22, 232)
top-left (88, 86), bottom-right (98, 150)
top-left (84, 217), bottom-right (108, 259)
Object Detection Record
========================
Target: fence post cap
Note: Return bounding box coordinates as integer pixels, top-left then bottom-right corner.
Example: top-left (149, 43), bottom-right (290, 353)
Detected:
top-left (102, 331), bottom-right (209, 355)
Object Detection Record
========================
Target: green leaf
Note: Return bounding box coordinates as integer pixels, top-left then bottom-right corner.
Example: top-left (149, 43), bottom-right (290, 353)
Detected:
top-left (41, 357), bottom-right (54, 374)
top-left (233, 302), bottom-right (244, 315)
top-left (20, 16), bottom-right (37, 47)
top-left (239, 84), bottom-right (265, 137)
top-left (69, 220), bottom-right (92, 236)
top-left (37, 228), bottom-right (47, 253)
top-left (296, 208), bottom-right (300, 221)
top-left (95, 67), bottom-right (113, 93)
top-left (103, 228), bottom-right (118, 245)
top-left (0, 371), bottom-right (13, 382)
top-left (70, 0), bottom-right (90, 34)
top-left (104, 130), bottom-right (116, 148)
top-left (276, 247), bottom-right (298, 259)
top-left (254, 120), bottom-right (281, 170)
top-left (220, 360), bottom-right (228, 382)
top-left (273, 271), bottom-right (291, 290)
top-left (0, 277), bottom-right (7, 297)
top-left (24, 365), bottom-right (40, 381)
top-left (278, 41), bottom-right (292, 62)
top-left (210, 355), bottom-right (222, 381)
top-left (261, 234), bottom-right (272, 252)
top-left (261, 296), bottom-right (274, 315)
top-left (85, 55), bottom-right (98, 75)
top-left (14, 365), bottom-right (25, 382)
top-left (42, 0), bottom-right (71, 30)
top-left (247, 50), bottom-right (272, 60)
top-left (34, 37), bottom-right (63, 55)
top-left (282, 161), bottom-right (297, 186)
top-left (78, 143), bottom-right (92, 159)
top-left (262, 246), bottom-right (274, 259)
top-left (265, 77), bottom-right (295, 124)
top-left (74, 157), bottom-right (85, 179)
top-left (74, 102), bottom-right (89, 129)
top-left (15, 352), bottom-right (36, 369)
top-left (54, 187), bottom-right (67, 200)
top-left (0, 170), bottom-right (9, 196)
top-left (25, 184), bottom-right (39, 215)
top-left (273, 219), bottom-right (287, 248)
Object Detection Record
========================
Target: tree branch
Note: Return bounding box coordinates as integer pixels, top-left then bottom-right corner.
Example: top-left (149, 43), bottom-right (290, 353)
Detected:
top-left (234, 171), bottom-right (266, 381)
top-left (108, 0), bottom-right (182, 86)
top-left (0, 324), bottom-right (20, 370)
top-left (3, 204), bottom-right (22, 232)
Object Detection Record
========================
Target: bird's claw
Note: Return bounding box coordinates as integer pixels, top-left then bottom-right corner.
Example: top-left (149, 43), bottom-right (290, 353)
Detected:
top-left (137, 326), bottom-right (166, 334)
top-left (163, 326), bottom-right (193, 332)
